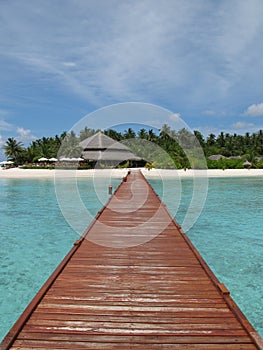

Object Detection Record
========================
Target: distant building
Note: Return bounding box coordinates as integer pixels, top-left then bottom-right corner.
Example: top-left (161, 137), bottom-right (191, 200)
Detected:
top-left (243, 160), bottom-right (251, 168)
top-left (79, 131), bottom-right (141, 166)
top-left (208, 154), bottom-right (226, 161)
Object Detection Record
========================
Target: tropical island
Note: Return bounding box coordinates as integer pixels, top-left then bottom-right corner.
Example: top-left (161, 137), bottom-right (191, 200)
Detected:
top-left (2, 124), bottom-right (263, 170)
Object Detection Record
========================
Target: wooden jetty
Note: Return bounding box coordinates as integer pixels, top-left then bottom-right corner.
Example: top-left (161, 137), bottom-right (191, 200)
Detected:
top-left (1, 170), bottom-right (263, 349)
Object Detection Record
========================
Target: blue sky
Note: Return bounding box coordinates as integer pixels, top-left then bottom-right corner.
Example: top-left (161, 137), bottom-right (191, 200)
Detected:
top-left (1, 0), bottom-right (263, 156)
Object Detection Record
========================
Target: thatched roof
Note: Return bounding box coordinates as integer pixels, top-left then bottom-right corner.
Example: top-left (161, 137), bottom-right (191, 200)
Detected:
top-left (80, 132), bottom-right (140, 161)
top-left (208, 154), bottom-right (226, 161)
top-left (81, 150), bottom-right (140, 161)
top-left (243, 160), bottom-right (251, 167)
top-left (79, 132), bottom-right (129, 151)
top-left (227, 156), bottom-right (242, 159)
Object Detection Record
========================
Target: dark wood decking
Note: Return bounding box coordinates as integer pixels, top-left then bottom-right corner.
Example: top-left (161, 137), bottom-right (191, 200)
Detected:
top-left (1, 170), bottom-right (263, 349)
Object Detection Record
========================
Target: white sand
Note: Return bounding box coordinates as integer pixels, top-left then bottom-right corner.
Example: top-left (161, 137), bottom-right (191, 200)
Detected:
top-left (0, 167), bottom-right (128, 179)
top-left (141, 168), bottom-right (263, 178)
top-left (0, 167), bottom-right (263, 179)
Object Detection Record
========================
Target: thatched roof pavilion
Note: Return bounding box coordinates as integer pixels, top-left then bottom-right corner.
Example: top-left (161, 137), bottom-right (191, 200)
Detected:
top-left (79, 131), bottom-right (140, 162)
top-left (208, 154), bottom-right (226, 161)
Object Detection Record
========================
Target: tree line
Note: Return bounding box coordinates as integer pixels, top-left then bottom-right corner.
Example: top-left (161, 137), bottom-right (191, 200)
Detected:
top-left (3, 125), bottom-right (263, 169)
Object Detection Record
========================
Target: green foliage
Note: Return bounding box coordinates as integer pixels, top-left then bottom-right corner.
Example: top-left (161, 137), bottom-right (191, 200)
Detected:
top-left (104, 129), bottom-right (123, 141)
top-left (145, 162), bottom-right (155, 170)
top-left (3, 137), bottom-right (24, 164)
top-left (79, 127), bottom-right (99, 141)
top-left (2, 126), bottom-right (263, 169)
top-left (58, 131), bottom-right (82, 158)
top-left (123, 128), bottom-right (136, 139)
top-left (207, 158), bottom-right (244, 169)
top-left (117, 161), bottom-right (130, 168)
top-left (257, 160), bottom-right (263, 168)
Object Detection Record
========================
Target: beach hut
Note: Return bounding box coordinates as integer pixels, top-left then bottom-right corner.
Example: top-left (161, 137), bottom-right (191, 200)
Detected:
top-left (79, 131), bottom-right (141, 166)
top-left (243, 160), bottom-right (252, 168)
top-left (208, 154), bottom-right (226, 160)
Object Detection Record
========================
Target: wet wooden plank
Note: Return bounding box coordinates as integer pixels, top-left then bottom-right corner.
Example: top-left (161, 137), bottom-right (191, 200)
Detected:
top-left (1, 170), bottom-right (262, 350)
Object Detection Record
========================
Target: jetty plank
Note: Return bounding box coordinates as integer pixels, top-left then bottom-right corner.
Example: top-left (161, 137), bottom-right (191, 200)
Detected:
top-left (1, 170), bottom-right (262, 349)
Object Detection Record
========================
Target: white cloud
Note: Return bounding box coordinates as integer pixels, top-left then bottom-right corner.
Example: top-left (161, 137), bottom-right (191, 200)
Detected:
top-left (0, 119), bottom-right (13, 131)
top-left (1, 0), bottom-right (263, 123)
top-left (169, 113), bottom-right (181, 122)
top-left (144, 120), bottom-right (162, 128)
top-left (0, 135), bottom-right (5, 161)
top-left (232, 121), bottom-right (255, 129)
top-left (0, 116), bottom-right (37, 145)
top-left (203, 110), bottom-right (216, 116)
top-left (0, 110), bottom-right (12, 131)
top-left (16, 127), bottom-right (36, 144)
top-left (0, 1), bottom-right (260, 104)
top-left (0, 109), bottom-right (9, 116)
top-left (193, 126), bottom-right (222, 137)
top-left (243, 103), bottom-right (263, 117)
top-left (62, 62), bottom-right (77, 67)
top-left (0, 134), bottom-right (4, 146)
top-left (195, 121), bottom-right (262, 137)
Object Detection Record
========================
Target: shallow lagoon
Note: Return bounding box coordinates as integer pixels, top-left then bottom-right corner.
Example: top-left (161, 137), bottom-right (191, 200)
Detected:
top-left (0, 176), bottom-right (262, 340)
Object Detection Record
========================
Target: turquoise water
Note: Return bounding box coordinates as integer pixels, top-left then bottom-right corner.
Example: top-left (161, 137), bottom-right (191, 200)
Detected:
top-left (0, 177), bottom-right (120, 341)
top-left (0, 176), bottom-right (262, 340)
top-left (150, 176), bottom-right (263, 337)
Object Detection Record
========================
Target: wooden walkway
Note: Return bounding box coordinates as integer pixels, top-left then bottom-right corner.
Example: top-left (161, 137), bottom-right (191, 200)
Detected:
top-left (1, 170), bottom-right (263, 349)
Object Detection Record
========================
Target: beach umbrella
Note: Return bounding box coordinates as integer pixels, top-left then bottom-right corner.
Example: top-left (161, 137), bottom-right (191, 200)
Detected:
top-left (68, 157), bottom-right (84, 162)
top-left (49, 157), bottom-right (58, 162)
top-left (0, 160), bottom-right (14, 165)
top-left (38, 157), bottom-right (48, 162)
top-left (59, 157), bottom-right (84, 162)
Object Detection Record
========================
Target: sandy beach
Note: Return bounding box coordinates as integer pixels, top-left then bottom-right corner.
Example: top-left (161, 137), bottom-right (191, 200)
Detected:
top-left (0, 167), bottom-right (263, 179)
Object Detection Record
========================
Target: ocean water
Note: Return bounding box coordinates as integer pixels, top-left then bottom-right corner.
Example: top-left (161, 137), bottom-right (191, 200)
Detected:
top-left (150, 176), bottom-right (263, 337)
top-left (0, 176), bottom-right (120, 341)
top-left (0, 175), bottom-right (262, 341)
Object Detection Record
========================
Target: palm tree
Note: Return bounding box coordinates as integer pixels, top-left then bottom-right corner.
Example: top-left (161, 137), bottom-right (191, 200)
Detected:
top-left (147, 129), bottom-right (157, 142)
top-left (124, 128), bottom-right (136, 139)
top-left (217, 132), bottom-right (225, 148)
top-left (138, 128), bottom-right (148, 139)
top-left (255, 130), bottom-right (263, 155)
top-left (58, 131), bottom-right (82, 158)
top-left (206, 133), bottom-right (216, 146)
top-left (194, 130), bottom-right (205, 149)
top-left (79, 127), bottom-right (97, 141)
top-left (160, 124), bottom-right (171, 141)
top-left (3, 137), bottom-right (24, 164)
top-left (105, 129), bottom-right (123, 141)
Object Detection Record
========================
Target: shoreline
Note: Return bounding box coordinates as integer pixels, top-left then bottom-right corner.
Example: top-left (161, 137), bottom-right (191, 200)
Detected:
top-left (0, 167), bottom-right (263, 179)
